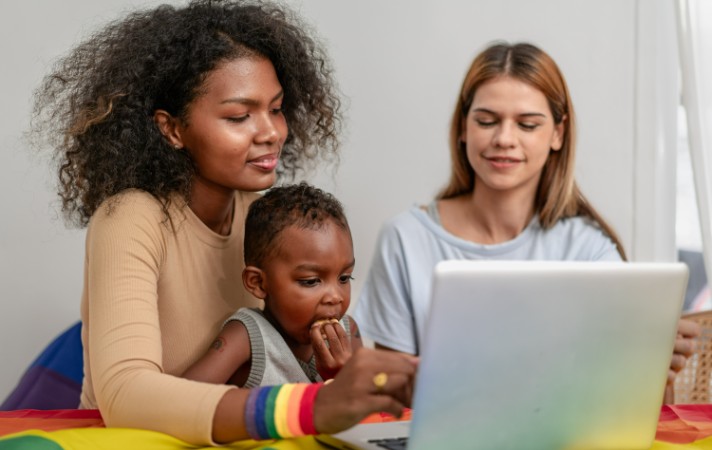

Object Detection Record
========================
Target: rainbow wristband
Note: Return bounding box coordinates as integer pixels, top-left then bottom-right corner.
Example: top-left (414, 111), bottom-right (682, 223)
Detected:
top-left (298, 383), bottom-right (322, 435)
top-left (244, 383), bottom-right (324, 441)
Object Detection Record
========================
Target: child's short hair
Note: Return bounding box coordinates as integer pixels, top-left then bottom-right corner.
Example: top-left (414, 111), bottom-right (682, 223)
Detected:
top-left (244, 182), bottom-right (349, 266)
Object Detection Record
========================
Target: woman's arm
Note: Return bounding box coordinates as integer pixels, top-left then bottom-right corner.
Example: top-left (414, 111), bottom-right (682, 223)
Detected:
top-left (375, 342), bottom-right (415, 356)
top-left (182, 320), bottom-right (251, 384)
top-left (354, 216), bottom-right (425, 354)
top-left (83, 192), bottom-right (234, 445)
top-left (211, 348), bottom-right (418, 443)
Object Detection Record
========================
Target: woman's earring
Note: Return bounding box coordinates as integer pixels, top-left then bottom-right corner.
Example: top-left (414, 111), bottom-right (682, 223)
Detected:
top-left (174, 144), bottom-right (182, 150)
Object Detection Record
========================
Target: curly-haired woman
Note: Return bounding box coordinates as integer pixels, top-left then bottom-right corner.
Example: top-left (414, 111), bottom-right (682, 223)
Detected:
top-left (32, 0), bottom-right (416, 445)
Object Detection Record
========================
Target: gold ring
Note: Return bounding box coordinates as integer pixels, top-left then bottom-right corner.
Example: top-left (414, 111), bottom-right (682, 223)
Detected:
top-left (372, 372), bottom-right (388, 392)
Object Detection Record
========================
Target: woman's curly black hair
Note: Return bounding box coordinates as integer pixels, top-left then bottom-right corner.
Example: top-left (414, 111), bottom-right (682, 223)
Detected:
top-left (32, 0), bottom-right (342, 227)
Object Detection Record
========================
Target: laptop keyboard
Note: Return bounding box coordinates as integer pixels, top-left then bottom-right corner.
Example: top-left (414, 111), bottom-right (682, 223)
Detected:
top-left (368, 437), bottom-right (409, 449)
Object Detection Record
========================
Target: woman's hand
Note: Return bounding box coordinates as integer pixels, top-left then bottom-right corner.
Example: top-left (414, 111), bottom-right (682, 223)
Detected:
top-left (311, 319), bottom-right (352, 380)
top-left (668, 318), bottom-right (701, 384)
top-left (312, 348), bottom-right (419, 434)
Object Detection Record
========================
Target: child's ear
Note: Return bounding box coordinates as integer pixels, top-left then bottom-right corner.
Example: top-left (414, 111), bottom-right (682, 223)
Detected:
top-left (242, 266), bottom-right (267, 299)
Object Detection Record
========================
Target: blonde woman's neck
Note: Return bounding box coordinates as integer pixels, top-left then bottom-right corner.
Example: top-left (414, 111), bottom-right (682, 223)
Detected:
top-left (438, 189), bottom-right (536, 245)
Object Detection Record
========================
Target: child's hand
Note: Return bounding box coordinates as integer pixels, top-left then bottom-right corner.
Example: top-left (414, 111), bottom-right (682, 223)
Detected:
top-left (311, 319), bottom-right (352, 381)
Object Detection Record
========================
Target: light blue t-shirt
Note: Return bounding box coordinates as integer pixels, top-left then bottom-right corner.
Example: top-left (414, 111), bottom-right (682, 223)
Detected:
top-left (353, 203), bottom-right (622, 355)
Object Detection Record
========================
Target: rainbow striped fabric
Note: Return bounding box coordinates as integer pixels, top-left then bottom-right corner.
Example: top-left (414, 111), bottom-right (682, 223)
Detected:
top-left (1, 322), bottom-right (83, 411)
top-left (1, 405), bottom-right (712, 449)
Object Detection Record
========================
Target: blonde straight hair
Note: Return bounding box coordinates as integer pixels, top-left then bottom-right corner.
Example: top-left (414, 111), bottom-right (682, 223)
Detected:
top-left (438, 42), bottom-right (626, 260)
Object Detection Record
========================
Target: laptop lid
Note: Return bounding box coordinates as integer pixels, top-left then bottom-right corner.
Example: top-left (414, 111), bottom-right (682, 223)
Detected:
top-left (318, 261), bottom-right (688, 450)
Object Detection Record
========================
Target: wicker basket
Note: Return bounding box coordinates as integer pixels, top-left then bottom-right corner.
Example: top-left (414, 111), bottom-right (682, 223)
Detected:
top-left (673, 310), bottom-right (712, 404)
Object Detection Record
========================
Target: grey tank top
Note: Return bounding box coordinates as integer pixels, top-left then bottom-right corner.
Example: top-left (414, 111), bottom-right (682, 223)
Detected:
top-left (225, 308), bottom-right (351, 388)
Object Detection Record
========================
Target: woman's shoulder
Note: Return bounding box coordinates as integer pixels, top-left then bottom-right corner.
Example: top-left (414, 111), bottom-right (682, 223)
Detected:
top-left (88, 189), bottom-right (182, 234)
top-left (93, 189), bottom-right (169, 217)
top-left (384, 202), bottom-right (436, 225)
top-left (549, 215), bottom-right (609, 237)
top-left (543, 216), bottom-right (621, 260)
top-left (377, 204), bottom-right (436, 236)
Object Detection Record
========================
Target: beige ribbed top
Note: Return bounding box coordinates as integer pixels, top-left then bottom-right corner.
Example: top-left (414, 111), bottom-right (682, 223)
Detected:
top-left (79, 189), bottom-right (261, 445)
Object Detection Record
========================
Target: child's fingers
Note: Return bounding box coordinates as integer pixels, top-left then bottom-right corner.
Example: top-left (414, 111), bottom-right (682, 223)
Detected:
top-left (312, 326), bottom-right (343, 380)
top-left (322, 321), bottom-right (347, 354)
top-left (311, 326), bottom-right (334, 362)
top-left (332, 320), bottom-right (350, 348)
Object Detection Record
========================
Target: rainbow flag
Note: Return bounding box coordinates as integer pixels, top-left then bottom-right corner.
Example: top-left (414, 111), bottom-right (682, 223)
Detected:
top-left (653, 404), bottom-right (712, 449)
top-left (1, 322), bottom-right (83, 411)
top-left (1, 406), bottom-right (712, 449)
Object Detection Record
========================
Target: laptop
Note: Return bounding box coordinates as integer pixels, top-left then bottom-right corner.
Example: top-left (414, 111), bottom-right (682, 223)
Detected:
top-left (316, 261), bottom-right (688, 450)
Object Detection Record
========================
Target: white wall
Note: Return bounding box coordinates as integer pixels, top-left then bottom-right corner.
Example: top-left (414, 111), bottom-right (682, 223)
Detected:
top-left (0, 0), bottom-right (677, 401)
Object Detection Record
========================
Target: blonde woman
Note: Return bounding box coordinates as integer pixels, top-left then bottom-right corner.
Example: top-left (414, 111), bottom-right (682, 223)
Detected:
top-left (355, 41), bottom-right (697, 392)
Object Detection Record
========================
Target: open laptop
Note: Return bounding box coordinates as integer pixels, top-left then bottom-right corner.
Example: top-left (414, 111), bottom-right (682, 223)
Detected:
top-left (316, 261), bottom-right (688, 450)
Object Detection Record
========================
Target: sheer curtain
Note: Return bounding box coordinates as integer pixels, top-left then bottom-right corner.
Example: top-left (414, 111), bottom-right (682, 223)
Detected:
top-left (676, 0), bottom-right (712, 311)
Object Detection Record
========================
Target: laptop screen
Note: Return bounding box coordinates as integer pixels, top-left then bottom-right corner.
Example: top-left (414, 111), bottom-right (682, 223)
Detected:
top-left (318, 261), bottom-right (687, 450)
